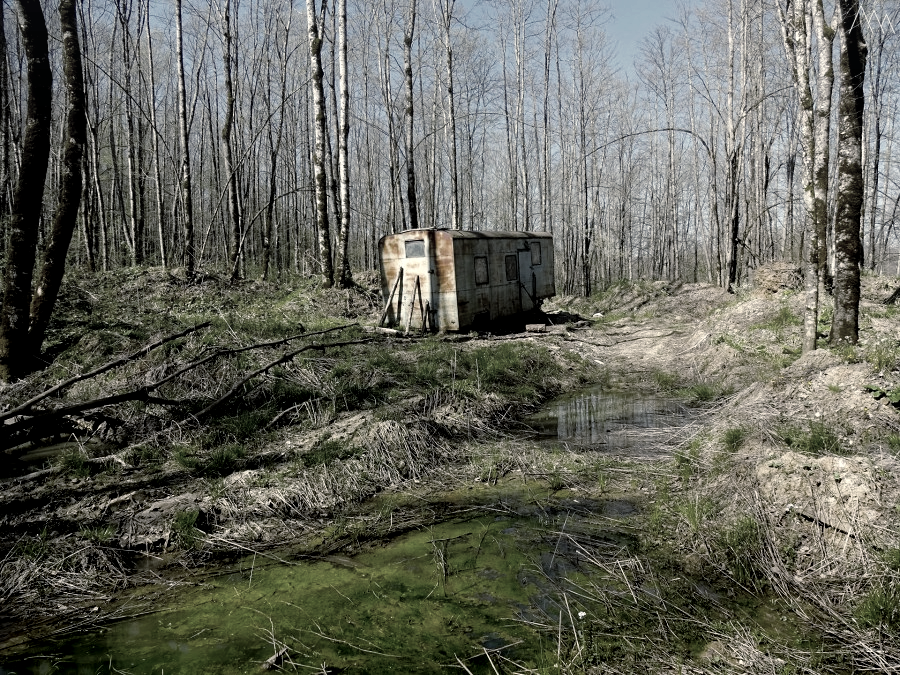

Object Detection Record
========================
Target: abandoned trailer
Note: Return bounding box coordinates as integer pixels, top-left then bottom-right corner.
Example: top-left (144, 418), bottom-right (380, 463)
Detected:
top-left (378, 229), bottom-right (556, 332)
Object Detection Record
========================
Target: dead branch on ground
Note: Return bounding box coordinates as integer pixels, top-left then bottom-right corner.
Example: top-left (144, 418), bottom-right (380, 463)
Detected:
top-left (2, 323), bottom-right (362, 450)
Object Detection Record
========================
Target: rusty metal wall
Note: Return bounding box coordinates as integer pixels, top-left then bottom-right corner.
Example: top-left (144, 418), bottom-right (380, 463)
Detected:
top-left (379, 230), bottom-right (459, 331)
top-left (379, 230), bottom-right (555, 331)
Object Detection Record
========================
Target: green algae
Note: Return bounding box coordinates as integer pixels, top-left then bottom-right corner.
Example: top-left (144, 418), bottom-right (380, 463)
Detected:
top-left (2, 500), bottom-right (609, 674)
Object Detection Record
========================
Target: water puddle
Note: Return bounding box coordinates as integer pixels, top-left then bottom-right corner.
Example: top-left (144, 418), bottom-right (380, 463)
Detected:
top-left (0, 492), bottom-right (637, 674)
top-left (526, 386), bottom-right (689, 453)
top-left (1, 388), bottom-right (709, 674)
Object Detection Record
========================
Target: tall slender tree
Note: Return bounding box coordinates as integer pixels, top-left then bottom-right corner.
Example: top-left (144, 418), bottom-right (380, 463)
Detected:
top-left (403, 0), bottom-right (419, 232)
top-left (0, 0), bottom-right (51, 382)
top-left (830, 0), bottom-right (867, 343)
top-left (220, 0), bottom-right (243, 281)
top-left (336, 0), bottom-right (352, 287)
top-left (176, 0), bottom-right (196, 277)
top-left (28, 0), bottom-right (88, 362)
top-left (307, 0), bottom-right (334, 287)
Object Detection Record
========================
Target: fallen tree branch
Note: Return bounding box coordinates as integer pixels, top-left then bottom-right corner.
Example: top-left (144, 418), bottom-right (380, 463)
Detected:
top-left (1, 323), bottom-right (362, 449)
top-left (0, 322), bottom-right (212, 422)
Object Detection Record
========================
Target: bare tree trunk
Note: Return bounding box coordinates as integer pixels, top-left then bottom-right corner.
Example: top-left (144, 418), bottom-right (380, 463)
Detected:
top-left (176, 0), bottom-right (195, 277)
top-left (777, 0), bottom-right (834, 353)
top-left (436, 0), bottom-right (459, 230)
top-left (514, 4), bottom-right (529, 232)
top-left (307, 0), bottom-right (333, 287)
top-left (501, 32), bottom-right (517, 230)
top-left (812, 0), bottom-right (836, 300)
top-left (865, 22), bottom-right (889, 272)
top-left (220, 0), bottom-right (243, 281)
top-left (830, 0), bottom-right (867, 344)
top-left (724, 0), bottom-right (746, 293)
top-left (541, 0), bottom-right (557, 235)
top-left (115, 0), bottom-right (142, 266)
top-left (0, 6), bottom-right (10, 230)
top-left (403, 0), bottom-right (419, 232)
top-left (28, 0), bottom-right (87, 360)
top-left (262, 9), bottom-right (292, 282)
top-left (146, 3), bottom-right (166, 267)
top-left (0, 0), bottom-right (51, 381)
top-left (336, 0), bottom-right (352, 287)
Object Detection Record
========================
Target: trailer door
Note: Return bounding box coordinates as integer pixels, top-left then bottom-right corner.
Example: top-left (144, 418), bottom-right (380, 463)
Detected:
top-left (518, 248), bottom-right (536, 312)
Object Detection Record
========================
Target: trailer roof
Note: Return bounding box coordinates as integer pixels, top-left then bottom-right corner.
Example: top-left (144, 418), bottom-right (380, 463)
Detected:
top-left (380, 229), bottom-right (552, 243)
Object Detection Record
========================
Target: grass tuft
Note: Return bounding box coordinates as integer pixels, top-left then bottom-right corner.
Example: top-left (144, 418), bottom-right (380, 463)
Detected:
top-left (302, 437), bottom-right (361, 468)
top-left (173, 510), bottom-right (201, 549)
top-left (722, 426), bottom-right (747, 452)
top-left (713, 515), bottom-right (765, 589)
top-left (856, 583), bottom-right (900, 632)
top-left (777, 420), bottom-right (845, 456)
top-left (59, 448), bottom-right (91, 478)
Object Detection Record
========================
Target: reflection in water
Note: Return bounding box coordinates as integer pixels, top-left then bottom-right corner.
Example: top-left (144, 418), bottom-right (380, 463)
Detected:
top-left (527, 387), bottom-right (688, 451)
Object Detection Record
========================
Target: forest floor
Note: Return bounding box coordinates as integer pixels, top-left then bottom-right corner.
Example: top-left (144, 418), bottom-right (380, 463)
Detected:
top-left (1, 265), bottom-right (900, 673)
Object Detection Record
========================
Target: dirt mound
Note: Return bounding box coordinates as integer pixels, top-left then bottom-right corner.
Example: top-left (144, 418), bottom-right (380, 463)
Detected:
top-left (751, 261), bottom-right (802, 294)
top-left (756, 451), bottom-right (891, 543)
top-left (637, 282), bottom-right (732, 319)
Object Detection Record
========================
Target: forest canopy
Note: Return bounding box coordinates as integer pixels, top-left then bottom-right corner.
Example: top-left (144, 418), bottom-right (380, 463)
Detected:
top-left (0, 0), bottom-right (897, 376)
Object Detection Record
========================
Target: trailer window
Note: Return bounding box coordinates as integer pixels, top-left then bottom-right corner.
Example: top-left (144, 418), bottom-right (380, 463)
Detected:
top-left (530, 241), bottom-right (542, 265)
top-left (405, 239), bottom-right (425, 258)
top-left (505, 255), bottom-right (518, 281)
top-left (475, 256), bottom-right (489, 285)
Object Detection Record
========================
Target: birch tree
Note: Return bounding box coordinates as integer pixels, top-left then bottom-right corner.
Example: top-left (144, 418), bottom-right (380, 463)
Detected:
top-left (175, 0), bottom-right (196, 277)
top-left (336, 0), bottom-right (353, 286)
top-left (308, 0), bottom-right (334, 287)
top-left (777, 0), bottom-right (836, 352)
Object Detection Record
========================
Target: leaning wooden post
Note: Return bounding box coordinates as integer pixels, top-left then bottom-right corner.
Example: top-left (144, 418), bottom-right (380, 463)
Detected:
top-left (417, 281), bottom-right (427, 332)
top-left (378, 267), bottom-right (403, 327)
top-left (404, 276), bottom-right (421, 335)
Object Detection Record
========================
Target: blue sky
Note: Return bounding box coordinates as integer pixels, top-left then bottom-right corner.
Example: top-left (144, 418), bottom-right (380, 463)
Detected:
top-left (608, 0), bottom-right (687, 73)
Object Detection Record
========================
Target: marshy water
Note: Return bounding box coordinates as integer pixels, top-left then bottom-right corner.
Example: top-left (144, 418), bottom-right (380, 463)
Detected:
top-left (1, 493), bottom-right (639, 674)
top-left (527, 385), bottom-right (690, 452)
top-left (2, 387), bottom-right (691, 674)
